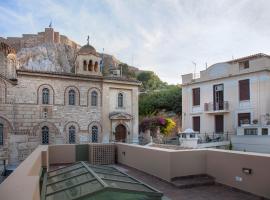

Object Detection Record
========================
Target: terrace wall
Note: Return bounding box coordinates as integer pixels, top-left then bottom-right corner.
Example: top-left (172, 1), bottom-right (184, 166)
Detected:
top-left (0, 145), bottom-right (48, 200)
top-left (117, 143), bottom-right (270, 199)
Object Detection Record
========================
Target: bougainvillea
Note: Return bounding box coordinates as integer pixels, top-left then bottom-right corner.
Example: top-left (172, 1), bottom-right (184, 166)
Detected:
top-left (139, 117), bottom-right (176, 136)
top-left (160, 118), bottom-right (176, 136)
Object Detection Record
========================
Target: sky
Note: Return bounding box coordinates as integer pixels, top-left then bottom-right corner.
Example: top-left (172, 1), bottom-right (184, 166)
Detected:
top-left (1, 0), bottom-right (270, 84)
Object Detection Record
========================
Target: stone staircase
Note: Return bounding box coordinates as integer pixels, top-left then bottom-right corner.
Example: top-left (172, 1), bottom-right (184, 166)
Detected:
top-left (171, 174), bottom-right (215, 189)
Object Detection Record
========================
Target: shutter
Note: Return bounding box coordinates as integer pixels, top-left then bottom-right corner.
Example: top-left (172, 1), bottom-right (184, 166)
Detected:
top-left (193, 116), bottom-right (200, 132)
top-left (192, 88), bottom-right (200, 106)
top-left (239, 79), bottom-right (250, 101)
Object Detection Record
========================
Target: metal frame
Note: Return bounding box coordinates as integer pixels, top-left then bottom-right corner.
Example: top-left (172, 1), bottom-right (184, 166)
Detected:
top-left (41, 161), bottom-right (163, 200)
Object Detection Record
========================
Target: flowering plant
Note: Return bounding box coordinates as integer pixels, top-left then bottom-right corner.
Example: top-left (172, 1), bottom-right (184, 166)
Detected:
top-left (139, 117), bottom-right (176, 136)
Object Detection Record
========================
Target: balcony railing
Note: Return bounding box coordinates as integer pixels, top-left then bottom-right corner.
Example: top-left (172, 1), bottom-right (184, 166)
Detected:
top-left (204, 101), bottom-right (229, 113)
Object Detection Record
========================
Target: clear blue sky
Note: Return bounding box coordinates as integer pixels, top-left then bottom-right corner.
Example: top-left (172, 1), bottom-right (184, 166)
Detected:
top-left (1, 0), bottom-right (270, 84)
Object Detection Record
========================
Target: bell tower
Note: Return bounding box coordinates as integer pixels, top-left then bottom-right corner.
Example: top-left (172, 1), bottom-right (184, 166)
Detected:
top-left (75, 36), bottom-right (102, 76)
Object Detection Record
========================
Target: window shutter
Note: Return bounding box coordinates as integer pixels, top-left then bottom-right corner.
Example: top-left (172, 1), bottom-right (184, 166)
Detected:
top-left (239, 79), bottom-right (250, 101)
top-left (192, 88), bottom-right (200, 106)
top-left (193, 116), bottom-right (200, 132)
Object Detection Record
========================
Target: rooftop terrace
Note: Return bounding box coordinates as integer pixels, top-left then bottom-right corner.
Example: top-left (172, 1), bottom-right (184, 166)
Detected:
top-left (0, 143), bottom-right (269, 200)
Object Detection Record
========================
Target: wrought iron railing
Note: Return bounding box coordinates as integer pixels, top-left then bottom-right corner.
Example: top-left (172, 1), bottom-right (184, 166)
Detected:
top-left (204, 101), bottom-right (229, 112)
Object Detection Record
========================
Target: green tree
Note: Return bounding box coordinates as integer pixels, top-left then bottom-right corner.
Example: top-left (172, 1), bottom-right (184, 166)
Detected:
top-left (139, 85), bottom-right (182, 116)
top-left (137, 71), bottom-right (166, 92)
top-left (118, 63), bottom-right (136, 79)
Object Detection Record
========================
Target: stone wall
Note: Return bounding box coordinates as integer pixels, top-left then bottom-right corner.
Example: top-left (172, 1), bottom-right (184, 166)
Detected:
top-left (1, 27), bottom-right (79, 52)
top-left (0, 70), bottom-right (140, 164)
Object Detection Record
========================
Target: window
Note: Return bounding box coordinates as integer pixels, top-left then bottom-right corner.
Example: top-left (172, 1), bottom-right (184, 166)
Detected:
top-left (192, 88), bottom-right (200, 106)
top-left (193, 116), bottom-right (200, 132)
top-left (262, 128), bottom-right (268, 135)
top-left (239, 60), bottom-right (249, 70)
top-left (42, 88), bottom-right (49, 104)
top-left (88, 60), bottom-right (93, 71)
top-left (68, 89), bottom-right (76, 105)
top-left (42, 126), bottom-right (49, 144)
top-left (239, 79), bottom-right (250, 101)
top-left (0, 124), bottom-right (3, 145)
top-left (83, 60), bottom-right (87, 71)
top-left (238, 113), bottom-right (251, 126)
top-left (91, 91), bottom-right (98, 106)
top-left (92, 126), bottom-right (98, 143)
top-left (118, 93), bottom-right (124, 108)
top-left (69, 126), bottom-right (76, 144)
top-left (244, 128), bottom-right (257, 135)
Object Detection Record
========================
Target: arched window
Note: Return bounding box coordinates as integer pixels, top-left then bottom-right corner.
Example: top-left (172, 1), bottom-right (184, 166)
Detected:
top-left (91, 91), bottom-right (98, 106)
top-left (118, 93), bottom-right (123, 108)
top-left (83, 60), bottom-right (87, 71)
top-left (88, 60), bottom-right (93, 71)
top-left (68, 89), bottom-right (76, 105)
top-left (92, 126), bottom-right (98, 143)
top-left (69, 126), bottom-right (76, 144)
top-left (94, 61), bottom-right (98, 72)
top-left (0, 124), bottom-right (3, 145)
top-left (42, 88), bottom-right (50, 104)
top-left (42, 126), bottom-right (49, 144)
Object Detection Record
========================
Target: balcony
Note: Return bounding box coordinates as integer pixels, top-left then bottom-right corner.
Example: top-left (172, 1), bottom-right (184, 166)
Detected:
top-left (204, 101), bottom-right (229, 114)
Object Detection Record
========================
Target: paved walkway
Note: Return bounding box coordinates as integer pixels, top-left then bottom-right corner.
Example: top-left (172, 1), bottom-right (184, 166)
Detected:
top-left (115, 164), bottom-right (264, 200)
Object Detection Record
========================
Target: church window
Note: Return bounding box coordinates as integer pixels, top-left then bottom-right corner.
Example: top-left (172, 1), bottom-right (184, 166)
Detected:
top-left (68, 89), bottom-right (76, 105)
top-left (69, 126), bottom-right (76, 144)
top-left (118, 93), bottom-right (124, 108)
top-left (88, 60), bottom-right (93, 71)
top-left (0, 124), bottom-right (3, 145)
top-left (91, 91), bottom-right (98, 106)
top-left (42, 126), bottom-right (49, 144)
top-left (83, 60), bottom-right (87, 71)
top-left (92, 126), bottom-right (98, 143)
top-left (42, 88), bottom-right (50, 104)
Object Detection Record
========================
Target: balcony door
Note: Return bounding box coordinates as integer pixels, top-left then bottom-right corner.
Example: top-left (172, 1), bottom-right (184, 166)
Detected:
top-left (213, 84), bottom-right (224, 110)
top-left (215, 115), bottom-right (224, 134)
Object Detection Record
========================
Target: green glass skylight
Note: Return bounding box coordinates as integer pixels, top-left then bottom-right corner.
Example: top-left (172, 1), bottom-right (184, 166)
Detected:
top-left (41, 162), bottom-right (163, 200)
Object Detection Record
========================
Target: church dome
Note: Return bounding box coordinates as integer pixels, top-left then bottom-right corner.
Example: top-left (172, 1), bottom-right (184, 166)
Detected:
top-left (78, 44), bottom-right (97, 55)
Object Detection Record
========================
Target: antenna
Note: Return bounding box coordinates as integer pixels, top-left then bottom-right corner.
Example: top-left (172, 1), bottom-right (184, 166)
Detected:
top-left (192, 61), bottom-right (197, 77)
top-left (205, 62), bottom-right (208, 69)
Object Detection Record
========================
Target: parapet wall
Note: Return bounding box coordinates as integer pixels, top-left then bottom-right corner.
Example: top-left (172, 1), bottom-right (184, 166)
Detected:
top-left (117, 143), bottom-right (270, 199)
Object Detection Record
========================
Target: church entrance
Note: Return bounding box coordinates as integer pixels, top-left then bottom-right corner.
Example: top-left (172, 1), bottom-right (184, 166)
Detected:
top-left (115, 124), bottom-right (127, 142)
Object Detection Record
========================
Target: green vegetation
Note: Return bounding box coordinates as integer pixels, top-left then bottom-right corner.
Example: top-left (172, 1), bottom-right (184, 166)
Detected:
top-left (137, 71), bottom-right (167, 92)
top-left (139, 85), bottom-right (182, 116)
top-left (119, 63), bottom-right (136, 79)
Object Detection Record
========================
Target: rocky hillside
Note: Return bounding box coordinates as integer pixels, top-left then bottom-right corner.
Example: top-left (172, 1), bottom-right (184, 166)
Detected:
top-left (17, 43), bottom-right (76, 73)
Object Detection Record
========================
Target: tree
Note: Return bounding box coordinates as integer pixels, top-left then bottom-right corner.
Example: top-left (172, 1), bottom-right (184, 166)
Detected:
top-left (137, 71), bottom-right (167, 92)
top-left (139, 85), bottom-right (182, 116)
top-left (119, 63), bottom-right (136, 79)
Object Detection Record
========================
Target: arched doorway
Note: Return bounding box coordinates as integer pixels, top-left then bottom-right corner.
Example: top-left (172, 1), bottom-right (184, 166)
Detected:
top-left (115, 124), bottom-right (127, 142)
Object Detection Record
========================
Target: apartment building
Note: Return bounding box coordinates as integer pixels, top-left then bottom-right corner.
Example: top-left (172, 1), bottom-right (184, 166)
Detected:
top-left (181, 53), bottom-right (270, 153)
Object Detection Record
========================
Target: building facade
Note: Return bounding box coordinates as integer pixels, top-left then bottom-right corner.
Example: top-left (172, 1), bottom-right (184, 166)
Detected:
top-left (181, 54), bottom-right (270, 152)
top-left (0, 41), bottom-right (140, 164)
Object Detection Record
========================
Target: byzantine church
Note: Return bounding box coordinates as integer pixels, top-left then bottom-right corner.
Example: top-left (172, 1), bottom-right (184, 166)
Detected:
top-left (0, 27), bottom-right (139, 163)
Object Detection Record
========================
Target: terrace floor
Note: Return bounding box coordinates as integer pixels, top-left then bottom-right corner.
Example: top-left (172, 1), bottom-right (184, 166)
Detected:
top-left (114, 164), bottom-right (264, 200)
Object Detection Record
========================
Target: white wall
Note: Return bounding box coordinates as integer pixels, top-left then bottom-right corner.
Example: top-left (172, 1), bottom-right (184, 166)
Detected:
top-left (232, 135), bottom-right (270, 153)
top-left (182, 68), bottom-right (270, 135)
